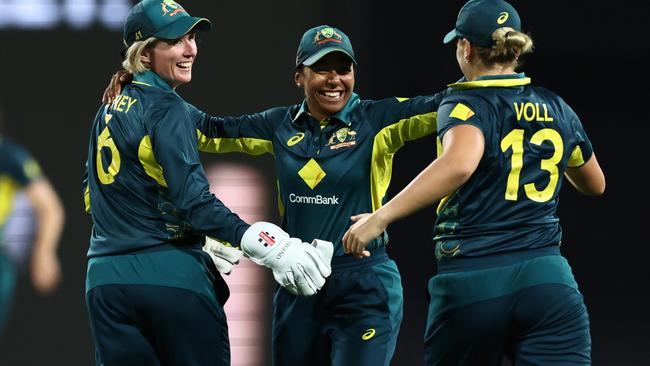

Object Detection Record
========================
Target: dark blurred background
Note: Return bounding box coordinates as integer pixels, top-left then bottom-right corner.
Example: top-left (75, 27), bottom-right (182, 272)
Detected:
top-left (0, 0), bottom-right (647, 365)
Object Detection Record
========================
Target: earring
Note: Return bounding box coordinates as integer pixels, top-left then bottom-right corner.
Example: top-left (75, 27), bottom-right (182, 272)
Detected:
top-left (297, 83), bottom-right (302, 87)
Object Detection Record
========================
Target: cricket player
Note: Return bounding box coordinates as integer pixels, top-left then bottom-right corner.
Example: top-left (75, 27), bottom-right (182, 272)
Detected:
top-left (344, 1), bottom-right (606, 364)
top-left (83, 2), bottom-right (332, 365)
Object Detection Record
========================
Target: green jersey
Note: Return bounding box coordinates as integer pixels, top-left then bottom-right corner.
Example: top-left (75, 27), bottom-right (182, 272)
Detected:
top-left (188, 92), bottom-right (443, 256)
top-left (84, 71), bottom-right (249, 257)
top-left (0, 136), bottom-right (41, 232)
top-left (434, 73), bottom-right (594, 266)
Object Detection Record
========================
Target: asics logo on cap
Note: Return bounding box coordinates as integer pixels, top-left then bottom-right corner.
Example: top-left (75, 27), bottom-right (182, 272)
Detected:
top-left (314, 27), bottom-right (343, 45)
top-left (497, 12), bottom-right (509, 24)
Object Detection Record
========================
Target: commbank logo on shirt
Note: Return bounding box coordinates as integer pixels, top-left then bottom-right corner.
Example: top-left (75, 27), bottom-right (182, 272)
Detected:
top-left (289, 193), bottom-right (339, 205)
top-left (298, 158), bottom-right (326, 189)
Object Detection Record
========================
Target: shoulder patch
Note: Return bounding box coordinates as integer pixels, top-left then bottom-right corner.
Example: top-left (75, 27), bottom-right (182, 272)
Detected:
top-left (449, 103), bottom-right (475, 121)
top-left (23, 160), bottom-right (41, 180)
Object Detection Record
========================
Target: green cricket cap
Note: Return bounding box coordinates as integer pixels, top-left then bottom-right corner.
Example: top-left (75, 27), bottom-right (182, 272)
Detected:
top-left (295, 25), bottom-right (356, 67)
top-left (123, 0), bottom-right (211, 47)
top-left (443, 0), bottom-right (521, 48)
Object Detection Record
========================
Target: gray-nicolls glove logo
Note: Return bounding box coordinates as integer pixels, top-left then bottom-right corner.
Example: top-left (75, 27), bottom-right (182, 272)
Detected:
top-left (258, 231), bottom-right (276, 247)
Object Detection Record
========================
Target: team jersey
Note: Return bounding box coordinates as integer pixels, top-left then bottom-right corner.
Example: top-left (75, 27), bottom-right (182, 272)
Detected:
top-left (0, 136), bottom-right (42, 231)
top-left (84, 71), bottom-right (249, 257)
top-left (434, 73), bottom-right (594, 261)
top-left (187, 92), bottom-right (443, 257)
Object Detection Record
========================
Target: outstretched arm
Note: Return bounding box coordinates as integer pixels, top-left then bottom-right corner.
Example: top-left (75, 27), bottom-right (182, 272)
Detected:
top-left (343, 124), bottom-right (484, 257)
top-left (101, 69), bottom-right (276, 156)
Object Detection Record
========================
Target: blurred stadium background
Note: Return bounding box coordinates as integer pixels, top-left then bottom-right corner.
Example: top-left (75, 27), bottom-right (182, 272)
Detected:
top-left (0, 0), bottom-right (647, 364)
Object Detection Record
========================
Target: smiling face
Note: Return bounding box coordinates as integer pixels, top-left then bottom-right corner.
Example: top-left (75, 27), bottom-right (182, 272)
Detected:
top-left (295, 51), bottom-right (354, 121)
top-left (142, 32), bottom-right (197, 89)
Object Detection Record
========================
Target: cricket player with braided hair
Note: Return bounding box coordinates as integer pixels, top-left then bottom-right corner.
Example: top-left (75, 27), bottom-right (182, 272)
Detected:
top-left (182, 25), bottom-right (444, 366)
top-left (344, 0), bottom-right (606, 364)
top-left (102, 21), bottom-right (447, 366)
top-left (83, 1), bottom-right (332, 365)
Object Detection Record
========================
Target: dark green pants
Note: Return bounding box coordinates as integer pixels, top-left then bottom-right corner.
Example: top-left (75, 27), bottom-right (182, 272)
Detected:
top-left (272, 249), bottom-right (403, 366)
top-left (85, 245), bottom-right (230, 366)
top-left (0, 253), bottom-right (17, 337)
top-left (424, 255), bottom-right (591, 366)
top-left (87, 284), bottom-right (230, 366)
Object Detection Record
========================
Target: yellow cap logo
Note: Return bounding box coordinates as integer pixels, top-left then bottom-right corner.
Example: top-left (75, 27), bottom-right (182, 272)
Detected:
top-left (361, 328), bottom-right (376, 341)
top-left (497, 12), bottom-right (509, 24)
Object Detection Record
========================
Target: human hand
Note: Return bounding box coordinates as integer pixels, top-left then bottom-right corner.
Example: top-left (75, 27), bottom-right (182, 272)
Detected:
top-left (203, 237), bottom-right (243, 275)
top-left (241, 222), bottom-right (333, 296)
top-left (30, 248), bottom-right (61, 295)
top-left (342, 213), bottom-right (383, 258)
top-left (102, 69), bottom-right (133, 105)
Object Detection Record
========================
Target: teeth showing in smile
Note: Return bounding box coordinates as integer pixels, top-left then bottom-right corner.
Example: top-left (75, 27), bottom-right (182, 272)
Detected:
top-left (322, 91), bottom-right (342, 99)
top-left (177, 62), bottom-right (192, 69)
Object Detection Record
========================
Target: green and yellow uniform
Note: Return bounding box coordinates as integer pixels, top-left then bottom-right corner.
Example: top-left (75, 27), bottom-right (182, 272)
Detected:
top-left (188, 91), bottom-right (443, 365)
top-left (425, 73), bottom-right (593, 365)
top-left (0, 136), bottom-right (42, 334)
top-left (84, 71), bottom-right (249, 365)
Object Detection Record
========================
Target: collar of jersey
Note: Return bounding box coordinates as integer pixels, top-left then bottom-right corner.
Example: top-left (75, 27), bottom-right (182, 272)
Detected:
top-left (448, 73), bottom-right (530, 90)
top-left (132, 70), bottom-right (177, 93)
top-left (292, 93), bottom-right (360, 126)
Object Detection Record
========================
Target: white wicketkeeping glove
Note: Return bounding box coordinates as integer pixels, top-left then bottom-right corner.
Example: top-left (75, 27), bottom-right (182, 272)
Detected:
top-left (241, 222), bottom-right (334, 296)
top-left (203, 237), bottom-right (243, 275)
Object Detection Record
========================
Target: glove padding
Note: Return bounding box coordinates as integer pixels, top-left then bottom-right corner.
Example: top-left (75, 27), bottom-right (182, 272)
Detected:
top-left (241, 222), bottom-right (333, 296)
top-left (203, 237), bottom-right (243, 275)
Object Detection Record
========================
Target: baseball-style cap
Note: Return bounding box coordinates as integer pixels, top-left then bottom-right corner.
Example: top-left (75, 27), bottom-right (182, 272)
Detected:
top-left (443, 0), bottom-right (521, 48)
top-left (295, 25), bottom-right (356, 67)
top-left (123, 0), bottom-right (211, 47)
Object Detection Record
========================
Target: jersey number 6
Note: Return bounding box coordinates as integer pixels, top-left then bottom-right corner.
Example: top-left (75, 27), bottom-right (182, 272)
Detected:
top-left (96, 125), bottom-right (122, 185)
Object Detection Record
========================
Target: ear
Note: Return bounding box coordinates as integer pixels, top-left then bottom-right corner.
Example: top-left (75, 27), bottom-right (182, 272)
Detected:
top-left (294, 70), bottom-right (303, 88)
top-left (460, 38), bottom-right (472, 63)
top-left (140, 48), bottom-right (152, 66)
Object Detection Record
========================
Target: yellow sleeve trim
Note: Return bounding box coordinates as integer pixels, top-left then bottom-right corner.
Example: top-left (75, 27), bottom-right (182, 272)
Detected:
top-left (0, 177), bottom-right (18, 224)
top-left (84, 185), bottom-right (91, 214)
top-left (449, 103), bottom-right (475, 121)
top-left (370, 111), bottom-right (437, 211)
top-left (196, 130), bottom-right (274, 156)
top-left (138, 135), bottom-right (168, 187)
top-left (23, 160), bottom-right (42, 180)
top-left (567, 145), bottom-right (586, 168)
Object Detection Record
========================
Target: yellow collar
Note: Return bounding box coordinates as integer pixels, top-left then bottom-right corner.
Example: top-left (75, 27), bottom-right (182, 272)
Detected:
top-left (448, 77), bottom-right (531, 90)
